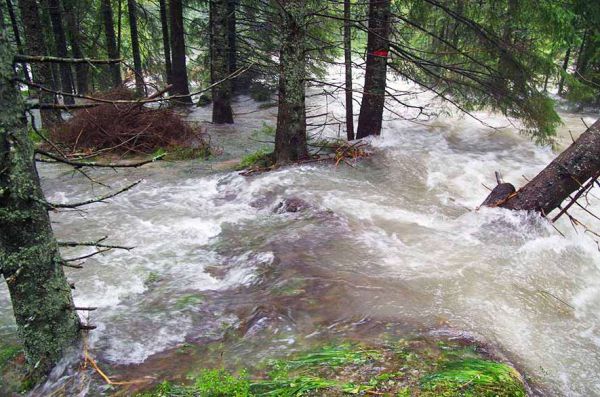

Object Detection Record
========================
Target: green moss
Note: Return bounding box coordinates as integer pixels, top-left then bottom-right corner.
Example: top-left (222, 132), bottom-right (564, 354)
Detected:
top-left (0, 344), bottom-right (21, 370)
top-left (174, 294), bottom-right (205, 310)
top-left (420, 359), bottom-right (526, 397)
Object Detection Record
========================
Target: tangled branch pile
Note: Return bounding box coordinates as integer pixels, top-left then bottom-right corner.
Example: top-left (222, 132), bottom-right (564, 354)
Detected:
top-left (50, 88), bottom-right (209, 156)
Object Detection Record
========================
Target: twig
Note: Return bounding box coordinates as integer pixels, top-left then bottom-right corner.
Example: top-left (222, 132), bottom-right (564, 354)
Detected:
top-left (14, 54), bottom-right (122, 64)
top-left (36, 149), bottom-right (165, 168)
top-left (48, 180), bottom-right (141, 209)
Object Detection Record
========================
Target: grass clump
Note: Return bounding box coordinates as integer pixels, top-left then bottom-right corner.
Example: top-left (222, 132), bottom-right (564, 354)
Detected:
top-left (137, 341), bottom-right (527, 397)
top-left (236, 148), bottom-right (274, 170)
top-left (420, 359), bottom-right (526, 397)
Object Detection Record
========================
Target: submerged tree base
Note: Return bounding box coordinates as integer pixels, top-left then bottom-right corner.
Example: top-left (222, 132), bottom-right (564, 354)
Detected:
top-left (137, 339), bottom-right (526, 397)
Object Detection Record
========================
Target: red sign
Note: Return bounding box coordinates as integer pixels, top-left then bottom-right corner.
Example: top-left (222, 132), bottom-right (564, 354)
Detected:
top-left (372, 49), bottom-right (389, 57)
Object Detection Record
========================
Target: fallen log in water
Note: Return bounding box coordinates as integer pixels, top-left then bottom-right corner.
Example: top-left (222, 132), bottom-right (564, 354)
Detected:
top-left (482, 119), bottom-right (600, 217)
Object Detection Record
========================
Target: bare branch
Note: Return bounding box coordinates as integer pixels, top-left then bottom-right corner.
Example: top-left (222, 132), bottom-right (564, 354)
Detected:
top-left (48, 180), bottom-right (141, 209)
top-left (14, 54), bottom-right (122, 64)
top-left (36, 149), bottom-right (165, 168)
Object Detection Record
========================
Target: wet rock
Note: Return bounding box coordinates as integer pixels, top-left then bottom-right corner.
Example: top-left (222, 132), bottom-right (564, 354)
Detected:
top-left (274, 197), bottom-right (311, 213)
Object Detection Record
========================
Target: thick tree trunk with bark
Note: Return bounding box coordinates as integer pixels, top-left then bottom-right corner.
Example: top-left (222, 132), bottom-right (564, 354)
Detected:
top-left (344, 0), bottom-right (354, 141)
top-left (274, 0), bottom-right (308, 164)
top-left (18, 0), bottom-right (61, 126)
top-left (227, 0), bottom-right (237, 91)
top-left (356, 0), bottom-right (390, 139)
top-left (211, 0), bottom-right (234, 124)
top-left (63, 0), bottom-right (88, 94)
top-left (127, 0), bottom-right (144, 96)
top-left (169, 0), bottom-right (192, 104)
top-left (158, 0), bottom-right (172, 84)
top-left (482, 119), bottom-right (600, 214)
top-left (46, 0), bottom-right (75, 104)
top-left (100, 0), bottom-right (121, 87)
top-left (0, 32), bottom-right (80, 381)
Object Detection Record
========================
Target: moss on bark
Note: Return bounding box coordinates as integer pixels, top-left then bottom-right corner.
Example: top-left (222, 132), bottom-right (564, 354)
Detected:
top-left (0, 31), bottom-right (80, 382)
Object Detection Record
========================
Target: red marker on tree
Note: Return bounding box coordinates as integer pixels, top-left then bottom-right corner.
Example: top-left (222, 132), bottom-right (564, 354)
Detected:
top-left (372, 49), bottom-right (388, 57)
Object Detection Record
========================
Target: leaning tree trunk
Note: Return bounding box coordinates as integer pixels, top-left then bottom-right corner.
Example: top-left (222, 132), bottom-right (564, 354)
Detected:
top-left (127, 0), bottom-right (144, 96)
top-left (169, 0), bottom-right (192, 104)
top-left (46, 0), bottom-right (75, 104)
top-left (211, 0), bottom-right (234, 123)
top-left (18, 0), bottom-right (61, 126)
top-left (482, 119), bottom-right (600, 214)
top-left (274, 0), bottom-right (308, 164)
top-left (5, 0), bottom-right (31, 82)
top-left (100, 0), bottom-right (121, 87)
top-left (356, 0), bottom-right (390, 139)
top-left (344, 0), bottom-right (354, 141)
top-left (0, 32), bottom-right (81, 382)
top-left (158, 0), bottom-right (172, 84)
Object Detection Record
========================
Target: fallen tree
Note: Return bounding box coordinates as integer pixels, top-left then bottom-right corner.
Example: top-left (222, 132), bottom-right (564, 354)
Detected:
top-left (482, 119), bottom-right (600, 216)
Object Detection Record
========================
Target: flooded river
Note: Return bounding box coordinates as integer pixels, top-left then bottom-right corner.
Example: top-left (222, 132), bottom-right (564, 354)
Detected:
top-left (0, 74), bottom-right (599, 396)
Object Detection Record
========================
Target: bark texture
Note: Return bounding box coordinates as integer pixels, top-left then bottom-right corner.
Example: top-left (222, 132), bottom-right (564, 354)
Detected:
top-left (482, 119), bottom-right (600, 214)
top-left (211, 0), bottom-right (234, 123)
top-left (0, 32), bottom-right (80, 381)
top-left (100, 0), bottom-right (121, 87)
top-left (5, 0), bottom-right (31, 81)
top-left (274, 0), bottom-right (308, 164)
top-left (127, 0), bottom-right (144, 96)
top-left (158, 0), bottom-right (172, 84)
top-left (63, 0), bottom-right (88, 94)
top-left (46, 0), bottom-right (75, 104)
top-left (169, 0), bottom-right (192, 104)
top-left (344, 0), bottom-right (354, 141)
top-left (18, 0), bottom-right (61, 126)
top-left (356, 0), bottom-right (390, 139)
top-left (227, 0), bottom-right (237, 90)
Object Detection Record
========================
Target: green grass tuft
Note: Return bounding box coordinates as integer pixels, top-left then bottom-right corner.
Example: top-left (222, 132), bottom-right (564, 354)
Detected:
top-left (420, 359), bottom-right (526, 397)
top-left (236, 148), bottom-right (273, 170)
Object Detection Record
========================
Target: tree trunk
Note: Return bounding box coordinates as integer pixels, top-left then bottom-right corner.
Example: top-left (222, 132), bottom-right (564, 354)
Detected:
top-left (356, 0), bottom-right (390, 139)
top-left (117, 0), bottom-right (122, 57)
top-left (5, 0), bottom-right (32, 82)
top-left (557, 46), bottom-right (571, 96)
top-left (18, 0), bottom-right (61, 126)
top-left (158, 0), bottom-right (172, 84)
top-left (211, 0), bottom-right (234, 123)
top-left (100, 0), bottom-right (121, 87)
top-left (482, 119), bottom-right (600, 214)
top-left (46, 0), bottom-right (75, 104)
top-left (227, 0), bottom-right (237, 91)
top-left (0, 31), bottom-right (81, 381)
top-left (168, 0), bottom-right (192, 104)
top-left (39, 0), bottom-right (61, 91)
top-left (344, 0), bottom-right (354, 141)
top-left (127, 0), bottom-right (144, 96)
top-left (274, 0), bottom-right (308, 164)
top-left (63, 0), bottom-right (88, 94)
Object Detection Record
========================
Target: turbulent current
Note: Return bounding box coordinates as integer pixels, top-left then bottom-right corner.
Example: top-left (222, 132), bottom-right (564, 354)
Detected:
top-left (0, 74), bottom-right (599, 396)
